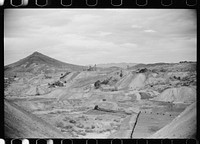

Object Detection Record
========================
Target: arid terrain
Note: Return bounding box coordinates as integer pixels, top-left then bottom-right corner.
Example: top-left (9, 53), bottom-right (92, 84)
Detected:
top-left (4, 52), bottom-right (197, 138)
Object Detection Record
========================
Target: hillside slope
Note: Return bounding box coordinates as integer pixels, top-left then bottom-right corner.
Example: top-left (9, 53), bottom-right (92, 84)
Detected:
top-left (149, 102), bottom-right (196, 138)
top-left (4, 100), bottom-right (71, 138)
top-left (152, 87), bottom-right (196, 103)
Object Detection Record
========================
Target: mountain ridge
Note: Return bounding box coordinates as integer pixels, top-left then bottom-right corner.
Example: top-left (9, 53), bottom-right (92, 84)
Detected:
top-left (97, 62), bottom-right (138, 69)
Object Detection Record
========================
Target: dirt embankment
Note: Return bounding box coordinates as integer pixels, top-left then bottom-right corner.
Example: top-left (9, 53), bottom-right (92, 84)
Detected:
top-left (4, 100), bottom-right (71, 138)
top-left (116, 72), bottom-right (146, 90)
top-left (149, 102), bottom-right (196, 138)
top-left (129, 74), bottom-right (146, 90)
top-left (116, 72), bottom-right (134, 89)
top-left (152, 87), bottom-right (196, 103)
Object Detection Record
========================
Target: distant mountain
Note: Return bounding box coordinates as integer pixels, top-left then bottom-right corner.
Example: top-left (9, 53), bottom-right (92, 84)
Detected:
top-left (4, 51), bottom-right (86, 76)
top-left (129, 63), bottom-right (169, 69)
top-left (97, 63), bottom-right (138, 69)
top-left (129, 62), bottom-right (196, 72)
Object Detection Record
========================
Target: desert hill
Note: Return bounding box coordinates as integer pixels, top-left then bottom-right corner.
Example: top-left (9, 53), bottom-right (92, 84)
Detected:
top-left (4, 51), bottom-right (86, 76)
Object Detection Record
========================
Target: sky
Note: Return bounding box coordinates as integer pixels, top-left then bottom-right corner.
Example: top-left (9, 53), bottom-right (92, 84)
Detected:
top-left (4, 9), bottom-right (197, 66)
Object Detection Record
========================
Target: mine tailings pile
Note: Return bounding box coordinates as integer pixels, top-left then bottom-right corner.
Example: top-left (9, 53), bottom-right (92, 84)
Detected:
top-left (149, 102), bottom-right (196, 138)
top-left (153, 86), bottom-right (196, 103)
top-left (116, 72), bottom-right (146, 90)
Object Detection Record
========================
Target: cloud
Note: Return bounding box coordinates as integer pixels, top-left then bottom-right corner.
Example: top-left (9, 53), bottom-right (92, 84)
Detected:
top-left (121, 43), bottom-right (137, 47)
top-left (144, 29), bottom-right (156, 33)
top-left (4, 9), bottom-right (196, 65)
top-left (131, 25), bottom-right (142, 29)
top-left (98, 31), bottom-right (112, 37)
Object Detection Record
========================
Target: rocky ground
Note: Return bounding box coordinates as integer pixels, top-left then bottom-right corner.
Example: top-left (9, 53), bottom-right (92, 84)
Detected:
top-left (4, 53), bottom-right (197, 138)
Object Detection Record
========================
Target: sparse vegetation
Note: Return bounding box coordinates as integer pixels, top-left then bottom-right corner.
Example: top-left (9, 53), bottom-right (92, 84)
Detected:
top-left (48, 81), bottom-right (64, 88)
top-left (63, 117), bottom-right (70, 121)
top-left (69, 119), bottom-right (76, 124)
top-left (4, 51), bottom-right (196, 138)
top-left (64, 125), bottom-right (73, 129)
top-left (101, 79), bottom-right (110, 85)
top-left (113, 119), bottom-right (120, 122)
top-left (85, 129), bottom-right (93, 133)
top-left (94, 80), bottom-right (101, 89)
top-left (44, 75), bottom-right (52, 79)
top-left (55, 121), bottom-right (64, 128)
top-left (112, 86), bottom-right (118, 91)
top-left (76, 130), bottom-right (86, 136)
top-left (76, 123), bottom-right (84, 128)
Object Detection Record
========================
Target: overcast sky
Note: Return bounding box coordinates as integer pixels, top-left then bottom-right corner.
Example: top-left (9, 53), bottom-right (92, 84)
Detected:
top-left (4, 9), bottom-right (196, 66)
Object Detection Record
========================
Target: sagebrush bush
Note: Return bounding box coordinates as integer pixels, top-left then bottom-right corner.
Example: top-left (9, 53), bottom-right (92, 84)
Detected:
top-left (56, 121), bottom-right (64, 128)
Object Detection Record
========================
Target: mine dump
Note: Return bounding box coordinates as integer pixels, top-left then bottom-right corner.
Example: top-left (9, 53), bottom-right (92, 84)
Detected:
top-left (4, 52), bottom-right (197, 138)
top-left (4, 9), bottom-right (197, 139)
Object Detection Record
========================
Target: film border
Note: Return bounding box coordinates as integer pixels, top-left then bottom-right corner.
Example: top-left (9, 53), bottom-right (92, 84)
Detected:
top-left (0, 0), bottom-right (198, 144)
